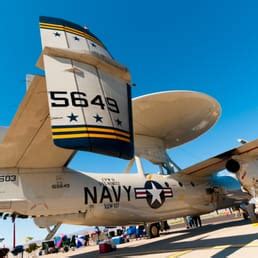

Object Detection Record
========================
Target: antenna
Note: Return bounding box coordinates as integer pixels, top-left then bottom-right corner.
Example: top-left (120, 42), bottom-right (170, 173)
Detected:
top-left (237, 139), bottom-right (248, 145)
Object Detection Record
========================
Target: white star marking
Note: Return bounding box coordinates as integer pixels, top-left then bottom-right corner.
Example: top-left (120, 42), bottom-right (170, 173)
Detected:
top-left (147, 182), bottom-right (162, 205)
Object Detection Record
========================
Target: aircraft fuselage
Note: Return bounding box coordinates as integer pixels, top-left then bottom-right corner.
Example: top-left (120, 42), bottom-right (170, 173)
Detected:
top-left (0, 168), bottom-right (240, 226)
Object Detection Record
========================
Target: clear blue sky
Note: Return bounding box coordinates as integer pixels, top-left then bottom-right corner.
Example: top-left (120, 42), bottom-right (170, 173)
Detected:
top-left (1, 0), bottom-right (258, 247)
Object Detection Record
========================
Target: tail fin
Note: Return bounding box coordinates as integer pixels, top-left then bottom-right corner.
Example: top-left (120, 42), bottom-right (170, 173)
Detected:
top-left (38, 17), bottom-right (134, 159)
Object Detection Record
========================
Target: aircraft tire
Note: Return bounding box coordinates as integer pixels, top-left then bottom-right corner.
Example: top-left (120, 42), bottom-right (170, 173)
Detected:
top-left (243, 211), bottom-right (249, 220)
top-left (147, 223), bottom-right (160, 238)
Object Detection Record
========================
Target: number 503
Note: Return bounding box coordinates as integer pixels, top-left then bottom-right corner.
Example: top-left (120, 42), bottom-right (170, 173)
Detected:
top-left (0, 175), bottom-right (17, 182)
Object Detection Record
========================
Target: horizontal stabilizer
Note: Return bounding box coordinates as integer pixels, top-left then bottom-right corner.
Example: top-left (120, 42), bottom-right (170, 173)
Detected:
top-left (37, 46), bottom-right (130, 81)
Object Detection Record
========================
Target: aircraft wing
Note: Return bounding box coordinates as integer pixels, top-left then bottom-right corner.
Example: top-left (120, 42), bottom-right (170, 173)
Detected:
top-left (179, 139), bottom-right (258, 177)
top-left (0, 75), bottom-right (75, 169)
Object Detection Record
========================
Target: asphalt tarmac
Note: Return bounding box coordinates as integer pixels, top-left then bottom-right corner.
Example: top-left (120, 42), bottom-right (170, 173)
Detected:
top-left (43, 215), bottom-right (258, 258)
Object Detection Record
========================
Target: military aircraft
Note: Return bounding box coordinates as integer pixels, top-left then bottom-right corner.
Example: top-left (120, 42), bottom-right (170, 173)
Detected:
top-left (0, 17), bottom-right (257, 239)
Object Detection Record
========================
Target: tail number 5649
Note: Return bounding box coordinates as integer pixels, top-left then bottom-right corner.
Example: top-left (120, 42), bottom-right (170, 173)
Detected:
top-left (49, 91), bottom-right (120, 113)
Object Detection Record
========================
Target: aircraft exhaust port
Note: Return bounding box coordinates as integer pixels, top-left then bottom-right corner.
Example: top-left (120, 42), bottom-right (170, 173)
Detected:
top-left (225, 159), bottom-right (241, 173)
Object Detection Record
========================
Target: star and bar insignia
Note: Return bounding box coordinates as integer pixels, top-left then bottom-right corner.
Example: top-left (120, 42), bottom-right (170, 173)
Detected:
top-left (135, 180), bottom-right (173, 209)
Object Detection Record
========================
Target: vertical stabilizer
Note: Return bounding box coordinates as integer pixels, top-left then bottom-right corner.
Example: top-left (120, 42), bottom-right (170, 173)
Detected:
top-left (38, 17), bottom-right (134, 159)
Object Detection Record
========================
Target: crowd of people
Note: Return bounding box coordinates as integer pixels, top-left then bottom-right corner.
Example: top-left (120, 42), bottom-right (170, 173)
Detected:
top-left (0, 218), bottom-right (202, 257)
top-left (39, 233), bottom-right (91, 255)
top-left (184, 215), bottom-right (202, 229)
top-left (0, 232), bottom-right (94, 257)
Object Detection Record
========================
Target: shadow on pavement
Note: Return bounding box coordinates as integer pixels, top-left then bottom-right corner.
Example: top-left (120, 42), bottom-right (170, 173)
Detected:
top-left (70, 219), bottom-right (252, 258)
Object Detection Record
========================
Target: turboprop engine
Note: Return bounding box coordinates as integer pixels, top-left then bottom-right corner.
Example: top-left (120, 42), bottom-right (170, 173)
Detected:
top-left (225, 158), bottom-right (258, 222)
top-left (226, 158), bottom-right (258, 197)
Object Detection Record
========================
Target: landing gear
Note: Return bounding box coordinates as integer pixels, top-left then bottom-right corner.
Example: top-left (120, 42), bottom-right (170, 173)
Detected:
top-left (240, 202), bottom-right (257, 223)
top-left (160, 220), bottom-right (170, 231)
top-left (45, 223), bottom-right (62, 240)
top-left (146, 223), bottom-right (160, 238)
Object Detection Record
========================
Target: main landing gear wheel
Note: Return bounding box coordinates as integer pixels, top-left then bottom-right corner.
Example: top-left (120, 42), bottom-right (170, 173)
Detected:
top-left (147, 223), bottom-right (160, 238)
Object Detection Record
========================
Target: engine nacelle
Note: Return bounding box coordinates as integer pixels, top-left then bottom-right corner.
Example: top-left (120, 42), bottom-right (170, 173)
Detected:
top-left (226, 158), bottom-right (258, 196)
top-left (225, 159), bottom-right (241, 173)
